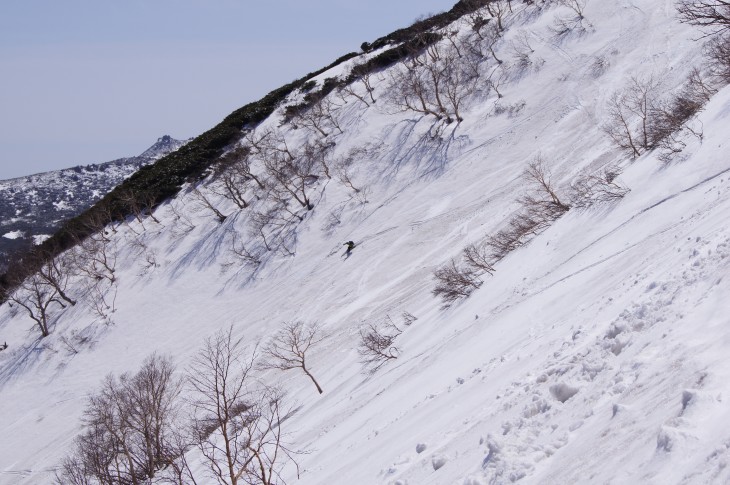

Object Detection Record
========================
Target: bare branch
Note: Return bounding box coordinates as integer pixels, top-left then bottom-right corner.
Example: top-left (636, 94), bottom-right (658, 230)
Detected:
top-left (259, 321), bottom-right (325, 394)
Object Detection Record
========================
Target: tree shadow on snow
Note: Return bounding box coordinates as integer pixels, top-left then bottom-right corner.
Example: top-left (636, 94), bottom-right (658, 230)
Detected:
top-left (375, 117), bottom-right (469, 183)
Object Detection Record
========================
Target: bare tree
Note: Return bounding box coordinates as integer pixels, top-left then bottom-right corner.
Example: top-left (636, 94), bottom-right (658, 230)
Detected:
top-left (290, 95), bottom-right (344, 138)
top-left (550, 0), bottom-right (590, 39)
top-left (358, 317), bottom-right (402, 370)
top-left (487, 65), bottom-right (509, 98)
top-left (33, 248), bottom-right (77, 307)
top-left (559, 0), bottom-right (587, 18)
top-left (602, 76), bottom-right (661, 157)
top-left (259, 321), bottom-right (325, 394)
top-left (481, 24), bottom-right (504, 64)
top-left (706, 34), bottom-right (730, 82)
top-left (8, 272), bottom-right (67, 337)
top-left (432, 260), bottom-right (483, 305)
top-left (189, 327), bottom-right (298, 485)
top-left (676, 0), bottom-right (730, 34)
top-left (486, 0), bottom-right (512, 32)
top-left (467, 8), bottom-right (493, 41)
top-left (191, 187), bottom-right (228, 223)
top-left (686, 66), bottom-right (719, 101)
top-left (677, 0), bottom-right (730, 90)
top-left (227, 230), bottom-right (263, 268)
top-left (55, 354), bottom-right (186, 485)
top-left (463, 242), bottom-right (496, 274)
top-left (385, 52), bottom-right (446, 119)
top-left (511, 30), bottom-right (536, 70)
top-left (262, 149), bottom-right (318, 212)
top-left (73, 230), bottom-right (118, 283)
top-left (385, 38), bottom-right (480, 123)
top-left (169, 201), bottom-right (197, 238)
top-left (647, 78), bottom-right (707, 158)
top-left (522, 159), bottom-right (571, 213)
top-left (210, 149), bottom-right (261, 211)
top-left (341, 63), bottom-right (377, 106)
top-left (116, 187), bottom-right (144, 226)
top-left (486, 158), bottom-right (570, 261)
top-left (218, 145), bottom-right (266, 190)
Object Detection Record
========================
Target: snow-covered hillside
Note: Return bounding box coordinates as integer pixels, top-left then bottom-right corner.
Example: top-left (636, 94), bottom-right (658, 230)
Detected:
top-left (0, 135), bottom-right (188, 271)
top-left (1, 1), bottom-right (729, 484)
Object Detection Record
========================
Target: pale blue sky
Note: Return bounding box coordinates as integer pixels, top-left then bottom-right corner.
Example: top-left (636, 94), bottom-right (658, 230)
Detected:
top-left (0, 0), bottom-right (453, 179)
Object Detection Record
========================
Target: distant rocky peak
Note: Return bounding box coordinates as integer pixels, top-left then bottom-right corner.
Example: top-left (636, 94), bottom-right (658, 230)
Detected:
top-left (138, 135), bottom-right (189, 161)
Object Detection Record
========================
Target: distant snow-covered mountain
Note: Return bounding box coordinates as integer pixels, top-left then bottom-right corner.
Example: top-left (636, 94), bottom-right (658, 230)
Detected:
top-left (0, 135), bottom-right (188, 270)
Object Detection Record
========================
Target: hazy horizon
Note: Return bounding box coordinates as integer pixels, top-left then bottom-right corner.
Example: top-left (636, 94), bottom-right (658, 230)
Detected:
top-left (0, 0), bottom-right (453, 180)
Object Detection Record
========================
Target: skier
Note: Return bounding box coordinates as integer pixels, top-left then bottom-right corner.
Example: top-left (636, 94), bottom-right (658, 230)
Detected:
top-left (343, 241), bottom-right (356, 257)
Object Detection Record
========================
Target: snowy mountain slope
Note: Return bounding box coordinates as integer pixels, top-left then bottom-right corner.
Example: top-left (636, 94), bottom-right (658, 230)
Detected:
top-left (0, 135), bottom-right (188, 271)
top-left (1, 1), bottom-right (729, 484)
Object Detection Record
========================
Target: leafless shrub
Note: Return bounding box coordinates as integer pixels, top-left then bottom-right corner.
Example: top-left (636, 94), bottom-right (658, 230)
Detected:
top-left (85, 279), bottom-right (117, 324)
top-left (493, 99), bottom-right (526, 116)
top-left (486, 213), bottom-right (542, 260)
top-left (34, 249), bottom-right (77, 307)
top-left (487, 65), bottom-right (509, 98)
top-left (401, 311), bottom-right (418, 326)
top-left (550, 14), bottom-right (588, 39)
top-left (259, 321), bottom-right (325, 394)
top-left (486, 0), bottom-right (512, 32)
top-left (358, 317), bottom-right (402, 370)
top-left (8, 272), bottom-right (68, 337)
top-left (169, 201), bottom-right (196, 237)
top-left (333, 158), bottom-right (361, 194)
top-left (255, 132), bottom-right (323, 212)
top-left (648, 84), bottom-right (706, 159)
top-left (705, 34), bottom-right (730, 82)
top-left (191, 186), bottom-right (228, 223)
top-left (521, 159), bottom-right (571, 214)
top-left (602, 76), bottom-right (661, 157)
top-left (676, 1), bottom-right (730, 81)
top-left (56, 354), bottom-right (185, 485)
top-left (290, 94), bottom-right (344, 138)
top-left (341, 63), bottom-right (377, 106)
top-left (487, 158), bottom-right (570, 261)
top-left (463, 242), bottom-right (496, 274)
top-left (569, 165), bottom-right (630, 208)
top-left (432, 259), bottom-right (484, 305)
top-left (116, 187), bottom-right (160, 226)
top-left (248, 206), bottom-right (300, 257)
top-left (676, 0), bottom-right (730, 35)
top-left (228, 230), bottom-right (263, 267)
top-left (73, 231), bottom-right (118, 283)
top-left (511, 31), bottom-right (535, 70)
top-left (467, 8), bottom-right (492, 41)
top-left (59, 330), bottom-right (93, 356)
top-left (189, 327), bottom-right (298, 485)
top-left (550, 0), bottom-right (590, 39)
top-left (385, 38), bottom-right (480, 123)
top-left (210, 168), bottom-right (252, 211)
top-left (559, 0), bottom-right (587, 18)
top-left (589, 55), bottom-right (609, 78)
top-left (686, 66), bottom-right (719, 101)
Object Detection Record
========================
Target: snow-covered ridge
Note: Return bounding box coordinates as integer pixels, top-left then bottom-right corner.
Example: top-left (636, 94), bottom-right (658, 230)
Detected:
top-left (1, 1), bottom-right (730, 484)
top-left (0, 135), bottom-right (189, 271)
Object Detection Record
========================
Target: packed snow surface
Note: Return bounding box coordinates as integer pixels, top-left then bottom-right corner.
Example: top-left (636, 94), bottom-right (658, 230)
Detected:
top-left (1, 1), bottom-right (729, 484)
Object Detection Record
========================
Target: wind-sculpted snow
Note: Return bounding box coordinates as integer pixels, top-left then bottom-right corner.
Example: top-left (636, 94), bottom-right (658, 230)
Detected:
top-left (1, 1), bottom-right (730, 484)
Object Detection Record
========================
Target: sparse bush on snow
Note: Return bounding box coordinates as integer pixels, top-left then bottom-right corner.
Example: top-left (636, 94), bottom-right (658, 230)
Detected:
top-left (358, 317), bottom-right (403, 370)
